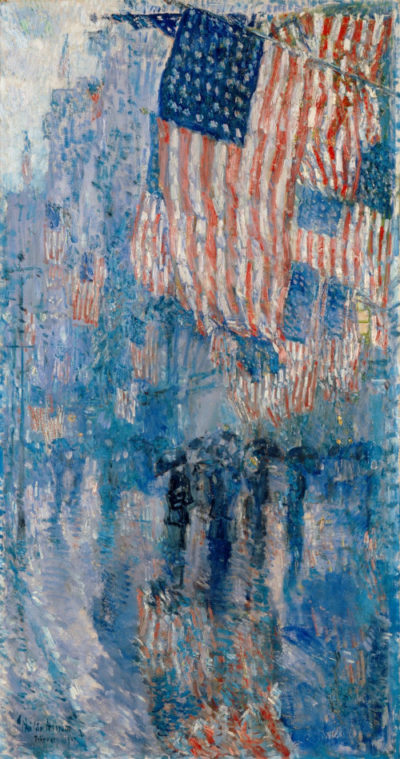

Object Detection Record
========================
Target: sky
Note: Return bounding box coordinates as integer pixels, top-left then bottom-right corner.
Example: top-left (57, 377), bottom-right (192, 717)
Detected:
top-left (0, 0), bottom-right (126, 192)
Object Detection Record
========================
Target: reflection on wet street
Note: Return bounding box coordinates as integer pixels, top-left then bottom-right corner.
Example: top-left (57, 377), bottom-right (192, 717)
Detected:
top-left (0, 421), bottom-right (394, 757)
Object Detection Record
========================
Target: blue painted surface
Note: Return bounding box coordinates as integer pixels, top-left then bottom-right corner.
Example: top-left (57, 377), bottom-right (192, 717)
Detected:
top-left (0, 4), bottom-right (398, 759)
top-left (283, 262), bottom-right (320, 342)
top-left (297, 184), bottom-right (343, 237)
top-left (324, 278), bottom-right (349, 337)
top-left (357, 142), bottom-right (394, 217)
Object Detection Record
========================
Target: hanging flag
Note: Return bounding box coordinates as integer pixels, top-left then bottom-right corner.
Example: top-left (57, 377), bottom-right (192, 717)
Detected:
top-left (24, 312), bottom-right (36, 348)
top-left (131, 5), bottom-right (393, 422)
top-left (28, 405), bottom-right (65, 446)
top-left (135, 320), bottom-right (216, 387)
top-left (290, 182), bottom-right (392, 322)
top-left (132, 113), bottom-right (175, 299)
top-left (133, 6), bottom-right (315, 340)
top-left (72, 254), bottom-right (106, 327)
top-left (130, 322), bottom-right (168, 386)
top-left (282, 261), bottom-right (320, 343)
top-left (211, 265), bottom-right (361, 423)
top-left (132, 6), bottom-right (393, 341)
top-left (43, 203), bottom-right (69, 264)
top-left (270, 7), bottom-right (393, 201)
top-left (115, 384), bottom-right (139, 425)
top-left (131, 190), bottom-right (173, 298)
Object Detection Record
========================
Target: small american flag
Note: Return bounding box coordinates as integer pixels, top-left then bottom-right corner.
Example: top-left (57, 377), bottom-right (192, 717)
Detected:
top-left (290, 183), bottom-right (392, 341)
top-left (130, 320), bottom-right (216, 392)
top-left (131, 191), bottom-right (173, 298)
top-left (115, 384), bottom-right (139, 425)
top-left (131, 322), bottom-right (168, 386)
top-left (24, 312), bottom-right (36, 347)
top-left (72, 255), bottom-right (106, 327)
top-left (43, 224), bottom-right (69, 265)
top-left (28, 405), bottom-right (64, 445)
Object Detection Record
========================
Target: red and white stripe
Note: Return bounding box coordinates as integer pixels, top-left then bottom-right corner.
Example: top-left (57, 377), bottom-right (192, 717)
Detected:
top-left (131, 191), bottom-right (174, 298)
top-left (210, 329), bottom-right (317, 425)
top-left (210, 286), bottom-right (362, 424)
top-left (43, 222), bottom-right (68, 264)
top-left (28, 405), bottom-right (64, 445)
top-left (133, 18), bottom-right (392, 343)
top-left (72, 256), bottom-right (106, 327)
top-left (52, 355), bottom-right (71, 384)
top-left (271, 10), bottom-right (393, 201)
top-left (24, 312), bottom-right (36, 347)
top-left (130, 321), bottom-right (214, 389)
top-left (290, 199), bottom-right (392, 312)
top-left (155, 39), bottom-right (314, 340)
top-left (319, 293), bottom-right (362, 399)
top-left (45, 263), bottom-right (69, 290)
top-left (130, 10), bottom-right (392, 423)
top-left (130, 323), bottom-right (168, 386)
top-left (115, 384), bottom-right (139, 425)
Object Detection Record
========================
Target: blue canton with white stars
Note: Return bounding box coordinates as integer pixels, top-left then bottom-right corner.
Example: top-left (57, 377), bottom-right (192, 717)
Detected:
top-left (324, 279), bottom-right (349, 337)
top-left (283, 262), bottom-right (319, 343)
top-left (297, 184), bottom-right (343, 238)
top-left (159, 8), bottom-right (264, 147)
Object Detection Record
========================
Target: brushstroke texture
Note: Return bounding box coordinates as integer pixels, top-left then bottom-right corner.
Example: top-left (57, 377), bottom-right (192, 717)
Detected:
top-left (0, 1), bottom-right (398, 758)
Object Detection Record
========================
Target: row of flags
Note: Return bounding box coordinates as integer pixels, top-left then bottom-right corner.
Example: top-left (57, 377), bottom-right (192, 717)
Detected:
top-left (43, 205), bottom-right (107, 328)
top-left (28, 205), bottom-right (106, 443)
top-left (130, 2), bottom-right (394, 424)
top-left (210, 294), bottom-right (362, 426)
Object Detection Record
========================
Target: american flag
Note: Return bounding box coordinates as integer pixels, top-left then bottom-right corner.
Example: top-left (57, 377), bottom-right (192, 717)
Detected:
top-left (289, 183), bottom-right (392, 349)
top-left (130, 322), bottom-right (168, 386)
top-left (131, 191), bottom-right (173, 298)
top-left (210, 288), bottom-right (361, 426)
top-left (270, 8), bottom-right (393, 200)
top-left (133, 7), bottom-right (316, 339)
top-left (131, 5), bottom-right (393, 420)
top-left (24, 312), bottom-right (36, 347)
top-left (43, 202), bottom-right (69, 264)
top-left (132, 6), bottom-right (392, 328)
top-left (28, 405), bottom-right (64, 446)
top-left (130, 320), bottom-right (216, 393)
top-left (43, 220), bottom-right (69, 265)
top-left (210, 261), bottom-right (363, 425)
top-left (72, 255), bottom-right (106, 327)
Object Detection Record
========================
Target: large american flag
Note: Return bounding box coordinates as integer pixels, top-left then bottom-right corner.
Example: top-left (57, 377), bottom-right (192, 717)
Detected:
top-left (131, 5), bottom-right (393, 421)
